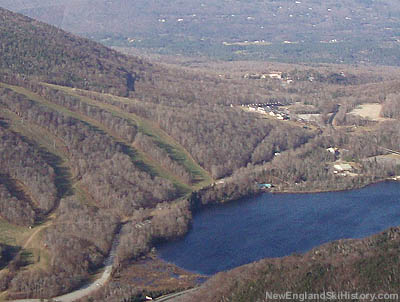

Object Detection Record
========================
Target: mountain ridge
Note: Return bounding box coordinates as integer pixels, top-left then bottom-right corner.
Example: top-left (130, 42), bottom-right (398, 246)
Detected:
top-left (2, 0), bottom-right (400, 64)
top-left (0, 7), bottom-right (149, 96)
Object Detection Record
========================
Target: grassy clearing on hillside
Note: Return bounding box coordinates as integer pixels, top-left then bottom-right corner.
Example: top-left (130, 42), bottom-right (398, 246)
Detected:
top-left (47, 84), bottom-right (213, 189)
top-left (0, 219), bottom-right (29, 246)
top-left (2, 82), bottom-right (194, 197)
top-left (1, 109), bottom-right (97, 208)
top-left (21, 223), bottom-right (52, 273)
top-left (0, 218), bottom-right (51, 280)
top-left (0, 108), bottom-right (74, 202)
top-left (0, 95), bottom-right (75, 275)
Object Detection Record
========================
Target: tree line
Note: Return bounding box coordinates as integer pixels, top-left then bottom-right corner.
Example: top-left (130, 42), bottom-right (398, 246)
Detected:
top-left (0, 126), bottom-right (57, 225)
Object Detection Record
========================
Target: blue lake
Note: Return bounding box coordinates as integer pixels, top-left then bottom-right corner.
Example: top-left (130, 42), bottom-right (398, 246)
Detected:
top-left (157, 181), bottom-right (400, 275)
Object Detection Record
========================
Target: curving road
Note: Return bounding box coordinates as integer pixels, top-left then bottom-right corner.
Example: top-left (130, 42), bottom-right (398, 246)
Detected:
top-left (9, 232), bottom-right (120, 302)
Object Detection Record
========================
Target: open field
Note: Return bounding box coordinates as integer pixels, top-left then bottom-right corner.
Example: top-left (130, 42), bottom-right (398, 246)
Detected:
top-left (349, 103), bottom-right (386, 121)
top-left (364, 153), bottom-right (400, 165)
top-left (0, 220), bottom-right (30, 247)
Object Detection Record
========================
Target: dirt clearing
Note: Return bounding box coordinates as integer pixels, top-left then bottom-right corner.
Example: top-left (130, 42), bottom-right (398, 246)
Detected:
top-left (349, 103), bottom-right (386, 121)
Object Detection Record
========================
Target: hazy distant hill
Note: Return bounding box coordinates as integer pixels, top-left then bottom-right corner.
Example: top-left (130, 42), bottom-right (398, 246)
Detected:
top-left (2, 0), bottom-right (400, 64)
top-left (0, 7), bottom-right (149, 96)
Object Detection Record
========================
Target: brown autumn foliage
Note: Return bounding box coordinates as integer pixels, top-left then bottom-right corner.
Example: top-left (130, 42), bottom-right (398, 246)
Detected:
top-left (1, 7), bottom-right (400, 301)
top-left (0, 127), bottom-right (57, 224)
top-left (0, 87), bottom-right (177, 214)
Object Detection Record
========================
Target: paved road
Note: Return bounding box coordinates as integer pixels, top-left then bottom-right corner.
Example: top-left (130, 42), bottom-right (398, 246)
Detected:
top-left (154, 287), bottom-right (199, 302)
top-left (9, 266), bottom-right (111, 302)
top-left (9, 232), bottom-right (120, 302)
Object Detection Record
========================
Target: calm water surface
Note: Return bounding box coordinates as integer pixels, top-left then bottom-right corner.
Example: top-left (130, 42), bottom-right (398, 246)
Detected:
top-left (157, 182), bottom-right (400, 275)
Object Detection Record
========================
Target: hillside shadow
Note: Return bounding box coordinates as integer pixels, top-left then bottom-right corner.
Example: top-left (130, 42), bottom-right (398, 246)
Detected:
top-left (0, 173), bottom-right (33, 208)
top-left (154, 139), bottom-right (206, 184)
top-left (80, 120), bottom-right (160, 177)
top-left (0, 117), bottom-right (9, 129)
top-left (118, 142), bottom-right (160, 178)
top-left (14, 132), bottom-right (74, 209)
top-left (0, 244), bottom-right (20, 270)
top-left (38, 147), bottom-right (74, 201)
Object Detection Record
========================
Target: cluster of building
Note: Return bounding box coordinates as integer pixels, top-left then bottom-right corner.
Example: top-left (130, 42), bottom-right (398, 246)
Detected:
top-left (135, 220), bottom-right (151, 229)
top-left (333, 163), bottom-right (353, 176)
top-left (243, 71), bottom-right (283, 80)
top-left (326, 147), bottom-right (356, 177)
top-left (245, 104), bottom-right (290, 120)
top-left (243, 71), bottom-right (294, 84)
top-left (258, 183), bottom-right (273, 190)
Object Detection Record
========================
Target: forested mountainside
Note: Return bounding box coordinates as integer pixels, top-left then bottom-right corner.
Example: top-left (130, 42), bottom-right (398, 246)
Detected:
top-left (1, 6), bottom-right (400, 302)
top-left (0, 7), bottom-right (148, 96)
top-left (2, 0), bottom-right (400, 64)
top-left (185, 227), bottom-right (400, 302)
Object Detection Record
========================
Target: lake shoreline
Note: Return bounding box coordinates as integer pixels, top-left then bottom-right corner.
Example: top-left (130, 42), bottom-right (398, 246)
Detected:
top-left (269, 177), bottom-right (400, 195)
top-left (203, 177), bottom-right (399, 211)
top-left (126, 178), bottom-right (400, 296)
top-left (158, 180), bottom-right (400, 275)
